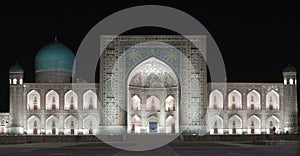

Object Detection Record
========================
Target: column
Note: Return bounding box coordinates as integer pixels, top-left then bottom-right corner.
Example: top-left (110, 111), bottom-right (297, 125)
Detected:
top-left (141, 93), bottom-right (147, 133)
top-left (160, 92), bottom-right (166, 133)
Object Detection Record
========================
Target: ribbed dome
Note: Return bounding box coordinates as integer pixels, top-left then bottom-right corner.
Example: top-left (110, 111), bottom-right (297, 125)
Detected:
top-left (283, 65), bottom-right (296, 73)
top-left (9, 63), bottom-right (24, 73)
top-left (35, 42), bottom-right (74, 72)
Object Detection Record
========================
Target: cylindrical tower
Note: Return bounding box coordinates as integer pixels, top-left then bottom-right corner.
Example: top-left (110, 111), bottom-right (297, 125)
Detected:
top-left (282, 65), bottom-right (298, 134)
top-left (8, 63), bottom-right (25, 134)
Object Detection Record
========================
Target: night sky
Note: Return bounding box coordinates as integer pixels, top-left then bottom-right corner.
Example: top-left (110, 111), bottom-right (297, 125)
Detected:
top-left (1, 2), bottom-right (300, 112)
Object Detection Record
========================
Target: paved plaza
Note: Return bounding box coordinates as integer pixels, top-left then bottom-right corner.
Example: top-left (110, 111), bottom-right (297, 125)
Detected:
top-left (0, 141), bottom-right (299, 156)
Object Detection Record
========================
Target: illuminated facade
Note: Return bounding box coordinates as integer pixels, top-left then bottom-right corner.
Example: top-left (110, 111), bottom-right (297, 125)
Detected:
top-left (0, 35), bottom-right (298, 135)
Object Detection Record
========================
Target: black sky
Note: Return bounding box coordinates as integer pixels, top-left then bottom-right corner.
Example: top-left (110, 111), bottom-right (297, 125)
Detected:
top-left (1, 2), bottom-right (300, 112)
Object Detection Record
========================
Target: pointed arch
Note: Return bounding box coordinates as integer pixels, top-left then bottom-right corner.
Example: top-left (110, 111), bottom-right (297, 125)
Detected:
top-left (46, 90), bottom-right (59, 110)
top-left (247, 90), bottom-right (261, 110)
top-left (64, 115), bottom-right (78, 135)
top-left (146, 96), bottom-right (160, 111)
top-left (131, 114), bottom-right (141, 123)
top-left (266, 90), bottom-right (280, 110)
top-left (228, 90), bottom-right (242, 110)
top-left (147, 115), bottom-right (158, 122)
top-left (27, 115), bottom-right (40, 135)
top-left (166, 115), bottom-right (175, 124)
top-left (131, 95), bottom-right (141, 111)
top-left (83, 90), bottom-right (98, 110)
top-left (83, 115), bottom-right (98, 135)
top-left (127, 57), bottom-right (178, 86)
top-left (209, 90), bottom-right (223, 109)
top-left (64, 115), bottom-right (78, 129)
top-left (130, 114), bottom-right (141, 133)
top-left (83, 115), bottom-right (98, 129)
top-left (209, 115), bottom-right (223, 129)
top-left (45, 115), bottom-right (59, 129)
top-left (64, 90), bottom-right (78, 110)
top-left (127, 57), bottom-right (179, 134)
top-left (45, 115), bottom-right (59, 135)
top-left (27, 115), bottom-right (40, 129)
top-left (228, 115), bottom-right (242, 129)
top-left (165, 95), bottom-right (175, 111)
top-left (266, 115), bottom-right (280, 129)
top-left (27, 90), bottom-right (41, 110)
top-left (248, 115), bottom-right (261, 129)
top-left (166, 115), bottom-right (176, 134)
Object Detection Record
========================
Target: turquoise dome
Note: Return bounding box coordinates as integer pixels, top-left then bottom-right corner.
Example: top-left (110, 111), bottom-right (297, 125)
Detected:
top-left (283, 65), bottom-right (296, 73)
top-left (35, 42), bottom-right (74, 71)
top-left (9, 63), bottom-right (24, 73)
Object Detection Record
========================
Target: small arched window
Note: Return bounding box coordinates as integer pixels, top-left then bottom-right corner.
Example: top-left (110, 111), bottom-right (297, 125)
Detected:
top-left (289, 79), bottom-right (294, 85)
top-left (33, 120), bottom-right (37, 127)
top-left (270, 121), bottom-right (273, 127)
top-left (284, 79), bottom-right (287, 85)
top-left (213, 96), bottom-right (217, 102)
top-left (13, 78), bottom-right (17, 84)
top-left (250, 96), bottom-right (254, 102)
top-left (232, 96), bottom-right (235, 101)
top-left (71, 121), bottom-right (74, 127)
top-left (89, 96), bottom-right (93, 109)
top-left (52, 120), bottom-right (56, 127)
top-left (19, 78), bottom-right (23, 84)
top-left (70, 96), bottom-right (74, 103)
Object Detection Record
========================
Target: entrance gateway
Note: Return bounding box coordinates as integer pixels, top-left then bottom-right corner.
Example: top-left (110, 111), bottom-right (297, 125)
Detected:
top-left (99, 35), bottom-right (207, 134)
top-left (149, 122), bottom-right (157, 133)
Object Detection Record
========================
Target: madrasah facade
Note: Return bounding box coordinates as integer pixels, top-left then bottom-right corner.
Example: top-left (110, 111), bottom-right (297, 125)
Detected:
top-left (0, 35), bottom-right (298, 135)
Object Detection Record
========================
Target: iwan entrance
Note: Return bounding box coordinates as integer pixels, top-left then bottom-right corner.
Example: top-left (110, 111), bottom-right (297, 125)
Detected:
top-left (127, 57), bottom-right (179, 134)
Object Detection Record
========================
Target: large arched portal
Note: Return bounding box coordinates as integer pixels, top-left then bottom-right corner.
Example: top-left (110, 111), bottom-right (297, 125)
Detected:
top-left (100, 36), bottom-right (207, 135)
top-left (127, 57), bottom-right (179, 134)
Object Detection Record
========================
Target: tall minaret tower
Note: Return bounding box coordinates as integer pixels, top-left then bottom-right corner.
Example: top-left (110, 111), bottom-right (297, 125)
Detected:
top-left (8, 63), bottom-right (25, 134)
top-left (282, 65), bottom-right (298, 134)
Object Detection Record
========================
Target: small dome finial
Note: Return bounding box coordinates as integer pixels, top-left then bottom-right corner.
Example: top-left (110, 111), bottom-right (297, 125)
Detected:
top-left (9, 62), bottom-right (24, 73)
top-left (283, 64), bottom-right (296, 73)
top-left (54, 36), bottom-right (58, 42)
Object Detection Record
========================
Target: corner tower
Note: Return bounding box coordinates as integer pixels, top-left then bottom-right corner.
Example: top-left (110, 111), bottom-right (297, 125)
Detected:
top-left (8, 63), bottom-right (25, 134)
top-left (282, 65), bottom-right (298, 134)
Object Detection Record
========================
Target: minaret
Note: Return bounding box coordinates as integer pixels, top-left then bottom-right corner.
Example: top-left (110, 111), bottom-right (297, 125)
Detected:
top-left (282, 65), bottom-right (298, 134)
top-left (8, 63), bottom-right (25, 134)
